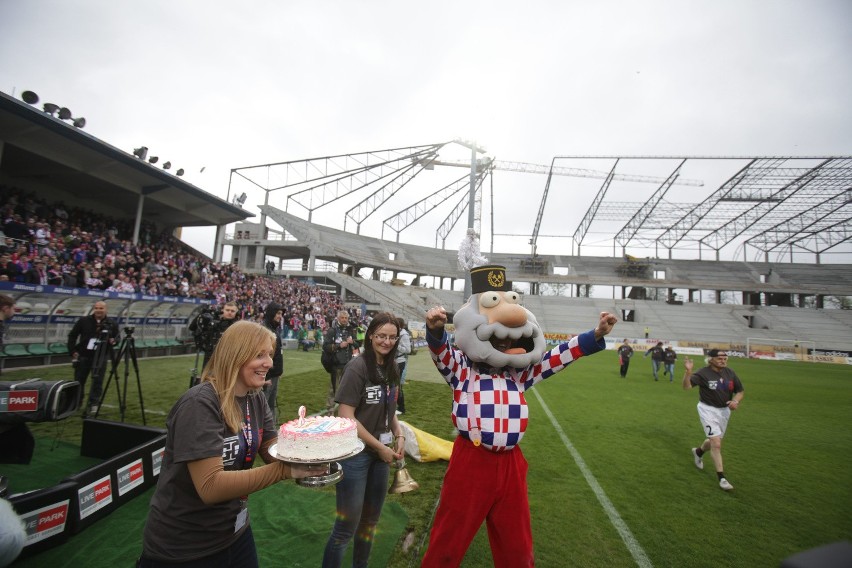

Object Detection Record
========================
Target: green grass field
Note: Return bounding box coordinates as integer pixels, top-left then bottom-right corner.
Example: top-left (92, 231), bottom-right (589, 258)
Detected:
top-left (7, 346), bottom-right (852, 567)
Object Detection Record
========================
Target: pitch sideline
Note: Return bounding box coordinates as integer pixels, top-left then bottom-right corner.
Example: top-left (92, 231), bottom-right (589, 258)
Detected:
top-left (532, 389), bottom-right (653, 568)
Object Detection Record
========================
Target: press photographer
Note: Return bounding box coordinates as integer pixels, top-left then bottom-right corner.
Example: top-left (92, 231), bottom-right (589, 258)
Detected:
top-left (189, 301), bottom-right (239, 374)
top-left (66, 301), bottom-right (119, 416)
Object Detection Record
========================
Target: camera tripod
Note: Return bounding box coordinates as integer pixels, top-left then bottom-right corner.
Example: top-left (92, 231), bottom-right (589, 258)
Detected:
top-left (95, 328), bottom-right (146, 424)
top-left (189, 349), bottom-right (201, 389)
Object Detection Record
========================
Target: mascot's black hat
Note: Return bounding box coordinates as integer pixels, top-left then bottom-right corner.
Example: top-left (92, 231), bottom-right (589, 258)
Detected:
top-left (470, 265), bottom-right (512, 294)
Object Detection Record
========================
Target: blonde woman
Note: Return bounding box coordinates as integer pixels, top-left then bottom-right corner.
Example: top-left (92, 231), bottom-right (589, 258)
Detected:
top-left (140, 321), bottom-right (322, 567)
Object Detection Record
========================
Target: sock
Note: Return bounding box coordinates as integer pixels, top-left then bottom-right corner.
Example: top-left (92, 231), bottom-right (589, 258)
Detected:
top-left (695, 448), bottom-right (704, 458)
top-left (717, 472), bottom-right (726, 481)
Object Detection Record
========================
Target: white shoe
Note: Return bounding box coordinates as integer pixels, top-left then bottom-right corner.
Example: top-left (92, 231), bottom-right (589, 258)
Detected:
top-left (719, 478), bottom-right (734, 491)
top-left (89, 404), bottom-right (99, 415)
top-left (691, 448), bottom-right (703, 470)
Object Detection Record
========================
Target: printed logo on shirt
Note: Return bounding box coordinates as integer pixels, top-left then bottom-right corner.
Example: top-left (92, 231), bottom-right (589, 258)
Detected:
top-left (708, 380), bottom-right (718, 390)
top-left (223, 434), bottom-right (240, 466)
top-left (365, 385), bottom-right (383, 405)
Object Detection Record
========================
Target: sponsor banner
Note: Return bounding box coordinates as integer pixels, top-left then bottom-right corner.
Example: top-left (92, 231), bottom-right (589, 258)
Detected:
top-left (152, 446), bottom-right (165, 476)
top-left (808, 354), bottom-right (849, 364)
top-left (676, 347), bottom-right (705, 356)
top-left (0, 390), bottom-right (39, 412)
top-left (810, 349), bottom-right (852, 358)
top-left (117, 459), bottom-right (145, 496)
top-left (750, 351), bottom-right (776, 360)
top-left (544, 332), bottom-right (575, 342)
top-left (775, 352), bottom-right (799, 361)
top-left (21, 500), bottom-right (70, 546)
top-left (710, 349), bottom-right (747, 359)
top-left (0, 282), bottom-right (214, 305)
top-left (10, 315), bottom-right (191, 326)
top-left (78, 476), bottom-right (113, 519)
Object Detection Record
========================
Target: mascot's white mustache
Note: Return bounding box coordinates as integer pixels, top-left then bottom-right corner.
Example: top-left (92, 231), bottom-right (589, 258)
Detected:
top-left (475, 320), bottom-right (538, 343)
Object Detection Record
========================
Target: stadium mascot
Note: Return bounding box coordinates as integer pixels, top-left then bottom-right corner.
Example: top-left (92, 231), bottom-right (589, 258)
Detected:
top-left (421, 262), bottom-right (618, 568)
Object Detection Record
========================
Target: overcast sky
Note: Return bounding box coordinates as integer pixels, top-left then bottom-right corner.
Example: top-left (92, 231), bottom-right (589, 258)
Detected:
top-left (1, 0), bottom-right (850, 263)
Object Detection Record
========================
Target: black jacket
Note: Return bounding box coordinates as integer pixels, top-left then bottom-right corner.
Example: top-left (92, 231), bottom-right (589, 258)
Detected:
top-left (323, 319), bottom-right (361, 368)
top-left (67, 315), bottom-right (120, 357)
top-left (263, 302), bottom-right (284, 378)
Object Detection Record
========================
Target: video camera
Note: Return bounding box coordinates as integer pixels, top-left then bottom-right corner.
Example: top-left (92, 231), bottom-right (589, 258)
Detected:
top-left (192, 306), bottom-right (220, 351)
top-left (0, 379), bottom-right (81, 425)
top-left (0, 380), bottom-right (81, 466)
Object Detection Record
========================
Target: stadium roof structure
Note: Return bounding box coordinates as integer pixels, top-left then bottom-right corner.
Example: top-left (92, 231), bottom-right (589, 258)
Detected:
top-left (228, 144), bottom-right (852, 265)
top-left (0, 90), bottom-right (250, 231)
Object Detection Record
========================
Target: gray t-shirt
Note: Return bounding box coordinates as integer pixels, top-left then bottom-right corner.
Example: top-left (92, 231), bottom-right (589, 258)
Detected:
top-left (335, 356), bottom-right (398, 446)
top-left (142, 382), bottom-right (275, 561)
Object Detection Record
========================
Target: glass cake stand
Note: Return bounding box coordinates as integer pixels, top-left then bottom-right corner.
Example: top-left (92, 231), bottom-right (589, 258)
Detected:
top-left (269, 440), bottom-right (365, 488)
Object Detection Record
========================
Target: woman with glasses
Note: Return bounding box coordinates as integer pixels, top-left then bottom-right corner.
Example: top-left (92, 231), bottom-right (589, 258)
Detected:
top-left (322, 312), bottom-right (405, 568)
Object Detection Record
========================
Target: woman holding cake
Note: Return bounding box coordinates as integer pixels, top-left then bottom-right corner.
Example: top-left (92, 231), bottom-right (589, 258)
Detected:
top-left (322, 311), bottom-right (405, 568)
top-left (139, 321), bottom-right (323, 567)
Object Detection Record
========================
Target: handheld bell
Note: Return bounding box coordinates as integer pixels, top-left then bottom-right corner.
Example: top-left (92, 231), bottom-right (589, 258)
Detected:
top-left (388, 460), bottom-right (419, 494)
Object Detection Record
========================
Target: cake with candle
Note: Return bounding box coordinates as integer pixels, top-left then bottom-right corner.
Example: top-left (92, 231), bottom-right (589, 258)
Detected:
top-left (276, 406), bottom-right (360, 461)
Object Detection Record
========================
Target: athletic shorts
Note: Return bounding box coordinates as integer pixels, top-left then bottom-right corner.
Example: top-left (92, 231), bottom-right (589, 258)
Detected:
top-left (697, 402), bottom-right (731, 439)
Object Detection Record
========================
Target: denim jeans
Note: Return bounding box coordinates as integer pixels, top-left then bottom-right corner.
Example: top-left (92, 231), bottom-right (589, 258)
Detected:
top-left (651, 359), bottom-right (662, 380)
top-left (664, 363), bottom-right (675, 379)
top-left (322, 450), bottom-right (390, 568)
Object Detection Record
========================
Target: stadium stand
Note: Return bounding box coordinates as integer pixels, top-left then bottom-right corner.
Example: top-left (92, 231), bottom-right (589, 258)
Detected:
top-left (1, 89), bottom-right (849, 363)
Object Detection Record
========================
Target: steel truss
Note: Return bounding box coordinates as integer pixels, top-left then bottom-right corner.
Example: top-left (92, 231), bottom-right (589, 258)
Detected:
top-left (229, 151), bottom-right (852, 264)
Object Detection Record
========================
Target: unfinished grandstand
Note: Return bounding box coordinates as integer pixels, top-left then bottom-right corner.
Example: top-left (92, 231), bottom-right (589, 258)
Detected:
top-left (224, 145), bottom-right (852, 354)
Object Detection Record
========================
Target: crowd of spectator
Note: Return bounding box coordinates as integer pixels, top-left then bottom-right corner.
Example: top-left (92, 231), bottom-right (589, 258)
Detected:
top-left (0, 185), bottom-right (359, 337)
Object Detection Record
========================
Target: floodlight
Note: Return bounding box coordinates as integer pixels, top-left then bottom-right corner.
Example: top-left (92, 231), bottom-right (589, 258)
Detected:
top-left (73, 117), bottom-right (86, 128)
top-left (58, 107), bottom-right (72, 120)
top-left (162, 161), bottom-right (171, 170)
top-left (42, 103), bottom-right (60, 116)
top-left (237, 192), bottom-right (247, 205)
top-left (21, 91), bottom-right (39, 104)
top-left (133, 146), bottom-right (148, 160)
top-left (176, 168), bottom-right (184, 176)
top-left (148, 156), bottom-right (159, 164)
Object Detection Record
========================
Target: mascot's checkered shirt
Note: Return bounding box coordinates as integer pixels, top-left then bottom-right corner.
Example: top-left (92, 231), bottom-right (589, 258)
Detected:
top-left (427, 329), bottom-right (604, 452)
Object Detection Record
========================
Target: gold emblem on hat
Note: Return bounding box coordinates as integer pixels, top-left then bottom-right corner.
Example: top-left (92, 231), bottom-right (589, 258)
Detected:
top-left (487, 270), bottom-right (504, 288)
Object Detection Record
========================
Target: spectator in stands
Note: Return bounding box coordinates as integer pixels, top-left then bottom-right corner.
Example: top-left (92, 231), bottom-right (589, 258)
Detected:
top-left (24, 259), bottom-right (48, 285)
top-left (261, 302), bottom-right (284, 421)
top-left (85, 269), bottom-right (104, 290)
top-left (139, 321), bottom-right (324, 566)
top-left (47, 261), bottom-right (63, 286)
top-left (322, 310), bottom-right (360, 410)
top-left (644, 341), bottom-right (664, 381)
top-left (617, 339), bottom-right (634, 378)
top-left (663, 344), bottom-right (677, 381)
top-left (394, 317), bottom-right (411, 414)
top-left (683, 350), bottom-right (744, 491)
top-left (644, 326), bottom-right (650, 339)
top-left (0, 255), bottom-right (18, 282)
top-left (67, 301), bottom-right (120, 416)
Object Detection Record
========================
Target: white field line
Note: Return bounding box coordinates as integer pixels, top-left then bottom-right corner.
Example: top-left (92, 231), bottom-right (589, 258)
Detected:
top-left (532, 388), bottom-right (653, 568)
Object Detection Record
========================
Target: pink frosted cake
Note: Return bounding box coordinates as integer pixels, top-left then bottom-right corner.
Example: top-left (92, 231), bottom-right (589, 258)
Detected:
top-left (277, 407), bottom-right (360, 461)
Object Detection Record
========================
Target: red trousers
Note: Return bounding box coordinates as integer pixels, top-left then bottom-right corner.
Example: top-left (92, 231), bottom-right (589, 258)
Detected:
top-left (421, 437), bottom-right (534, 567)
